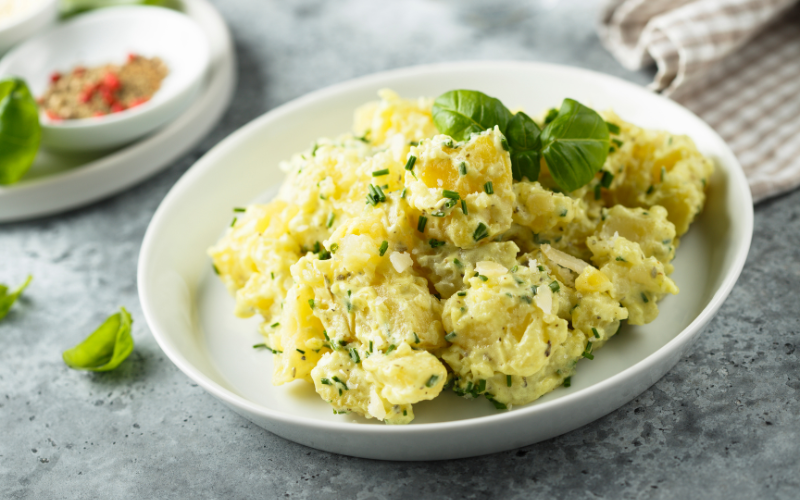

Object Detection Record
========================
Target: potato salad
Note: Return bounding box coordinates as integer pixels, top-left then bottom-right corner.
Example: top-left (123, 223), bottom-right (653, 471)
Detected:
top-left (209, 89), bottom-right (712, 424)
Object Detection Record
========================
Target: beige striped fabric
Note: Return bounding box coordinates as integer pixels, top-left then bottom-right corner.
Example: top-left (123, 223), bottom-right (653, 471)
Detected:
top-left (599, 0), bottom-right (800, 202)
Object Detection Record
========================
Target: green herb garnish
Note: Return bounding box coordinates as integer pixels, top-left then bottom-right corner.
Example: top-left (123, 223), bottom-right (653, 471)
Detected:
top-left (445, 332), bottom-right (457, 342)
top-left (459, 162), bottom-right (467, 175)
top-left (372, 168), bottom-right (389, 177)
top-left (484, 181), bottom-right (494, 195)
top-left (549, 281), bottom-right (560, 293)
top-left (308, 299), bottom-right (315, 309)
top-left (563, 376), bottom-right (572, 388)
top-left (429, 239), bottom-right (445, 248)
top-left (600, 171), bottom-right (614, 188)
top-left (443, 189), bottom-right (460, 200)
top-left (473, 222), bottom-right (489, 241)
top-left (0, 275), bottom-right (32, 320)
top-left (326, 212), bottom-right (335, 228)
top-left (417, 216), bottom-right (428, 232)
top-left (641, 292), bottom-right (649, 303)
top-left (506, 375), bottom-right (512, 387)
top-left (606, 122), bottom-right (620, 134)
top-left (379, 240), bottom-right (389, 256)
top-left (385, 344), bottom-right (396, 355)
top-left (0, 78), bottom-right (41, 185)
top-left (404, 155), bottom-right (417, 171)
top-left (426, 375), bottom-right (440, 388)
top-left (62, 307), bottom-right (134, 372)
top-left (592, 327), bottom-right (600, 338)
top-left (582, 342), bottom-right (594, 360)
top-left (349, 348), bottom-right (360, 364)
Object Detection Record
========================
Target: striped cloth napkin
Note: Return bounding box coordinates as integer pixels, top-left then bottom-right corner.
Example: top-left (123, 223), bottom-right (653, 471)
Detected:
top-left (599, 0), bottom-right (800, 203)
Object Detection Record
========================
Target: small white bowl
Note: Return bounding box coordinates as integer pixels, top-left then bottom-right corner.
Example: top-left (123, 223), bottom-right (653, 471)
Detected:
top-left (0, 0), bottom-right (58, 55)
top-left (0, 6), bottom-right (210, 152)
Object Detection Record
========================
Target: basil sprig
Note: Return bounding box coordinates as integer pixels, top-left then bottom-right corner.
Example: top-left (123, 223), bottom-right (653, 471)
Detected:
top-left (62, 307), bottom-right (134, 372)
top-left (0, 78), bottom-right (41, 185)
top-left (0, 275), bottom-right (32, 320)
top-left (432, 90), bottom-right (609, 192)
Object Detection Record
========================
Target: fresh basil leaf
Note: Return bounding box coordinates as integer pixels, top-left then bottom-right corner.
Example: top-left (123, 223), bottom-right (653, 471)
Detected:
top-left (432, 90), bottom-right (513, 141)
top-left (0, 78), bottom-right (41, 185)
top-left (507, 112), bottom-right (541, 182)
top-left (0, 275), bottom-right (32, 320)
top-left (63, 307), bottom-right (134, 372)
top-left (540, 98), bottom-right (609, 192)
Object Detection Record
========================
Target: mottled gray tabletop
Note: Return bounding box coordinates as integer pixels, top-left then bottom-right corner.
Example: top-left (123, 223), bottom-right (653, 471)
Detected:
top-left (2, 1), bottom-right (799, 498)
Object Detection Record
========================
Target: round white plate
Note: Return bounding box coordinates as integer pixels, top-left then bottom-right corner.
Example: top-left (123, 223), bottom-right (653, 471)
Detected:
top-left (0, 0), bottom-right (235, 222)
top-left (138, 61), bottom-right (753, 461)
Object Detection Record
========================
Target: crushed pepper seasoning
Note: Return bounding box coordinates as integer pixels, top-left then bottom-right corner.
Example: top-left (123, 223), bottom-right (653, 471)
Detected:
top-left (39, 54), bottom-right (169, 121)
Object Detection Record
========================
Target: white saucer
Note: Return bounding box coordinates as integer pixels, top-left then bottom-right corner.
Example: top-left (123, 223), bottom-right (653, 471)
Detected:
top-left (0, 0), bottom-right (235, 223)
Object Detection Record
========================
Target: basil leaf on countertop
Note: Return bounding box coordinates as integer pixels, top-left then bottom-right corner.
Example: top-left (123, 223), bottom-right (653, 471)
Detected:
top-left (0, 78), bottom-right (41, 185)
top-left (432, 90), bottom-right (514, 142)
top-left (506, 111), bottom-right (541, 182)
top-left (63, 307), bottom-right (134, 372)
top-left (540, 98), bottom-right (609, 192)
top-left (0, 275), bottom-right (32, 320)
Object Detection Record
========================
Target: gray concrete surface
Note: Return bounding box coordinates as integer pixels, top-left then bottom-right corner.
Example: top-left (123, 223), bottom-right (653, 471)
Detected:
top-left (2, 0), bottom-right (799, 498)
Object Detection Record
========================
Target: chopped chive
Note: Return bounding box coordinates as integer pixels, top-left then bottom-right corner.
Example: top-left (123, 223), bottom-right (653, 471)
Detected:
top-left (431, 211), bottom-right (446, 217)
top-left (443, 189), bottom-right (460, 200)
top-left (230, 217), bottom-right (237, 227)
top-left (486, 395), bottom-right (507, 410)
top-left (212, 264), bottom-right (220, 275)
top-left (413, 332), bottom-right (420, 344)
top-left (582, 342), bottom-right (594, 360)
top-left (461, 200), bottom-right (468, 215)
top-left (233, 207), bottom-right (246, 213)
top-left (319, 250), bottom-right (331, 260)
top-left (319, 194), bottom-right (327, 200)
top-left (453, 258), bottom-right (463, 267)
top-left (549, 281), bottom-right (560, 293)
top-left (537, 265), bottom-right (544, 271)
top-left (511, 265), bottom-right (518, 273)
top-left (326, 212), bottom-right (335, 228)
top-left (296, 349), bottom-right (305, 354)
top-left (311, 143), bottom-right (319, 156)
top-left (404, 155), bottom-right (417, 171)
top-left (271, 322), bottom-right (280, 328)
top-left (429, 239), bottom-right (445, 248)
top-left (330, 243), bottom-right (339, 253)
top-left (332, 376), bottom-right (348, 389)
top-left (401, 187), bottom-right (407, 199)
top-left (385, 344), bottom-right (396, 355)
top-left (313, 241), bottom-right (321, 254)
top-left (616, 256), bottom-right (626, 262)
top-left (477, 274), bottom-right (488, 282)
top-left (484, 182), bottom-right (494, 195)
top-left (459, 162), bottom-right (467, 175)
top-left (417, 216), bottom-right (428, 232)
top-left (500, 136), bottom-right (510, 151)
top-left (601, 171), bottom-right (614, 188)
top-left (521, 295), bottom-right (532, 304)
top-left (609, 146), bottom-right (616, 154)
top-left (426, 375), bottom-right (440, 388)
top-left (445, 332), bottom-right (457, 342)
top-left (563, 376), bottom-right (572, 388)
top-left (532, 233), bottom-right (550, 245)
top-left (379, 240), bottom-right (389, 256)
top-left (641, 292), bottom-right (649, 303)
top-left (321, 378), bottom-right (331, 385)
top-left (457, 291), bottom-right (467, 297)
top-left (473, 222), bottom-right (489, 241)
top-left (606, 122), bottom-right (620, 134)
top-left (531, 285), bottom-right (538, 295)
top-left (646, 185), bottom-right (655, 195)
top-left (403, 410), bottom-right (407, 416)
top-left (252, 343), bottom-right (266, 349)
top-left (661, 166), bottom-right (666, 182)
top-left (443, 139), bottom-right (454, 148)
top-left (506, 375), bottom-right (512, 387)
top-left (560, 208), bottom-right (568, 217)
top-left (308, 299), bottom-right (315, 309)
top-left (270, 272), bottom-right (275, 280)
top-left (349, 348), bottom-right (360, 364)
top-left (477, 379), bottom-right (486, 393)
top-left (592, 327), bottom-right (600, 338)
top-left (594, 184), bottom-right (601, 200)
top-left (612, 138), bottom-right (623, 148)
top-left (369, 340), bottom-right (373, 353)
top-left (372, 168), bottom-right (390, 177)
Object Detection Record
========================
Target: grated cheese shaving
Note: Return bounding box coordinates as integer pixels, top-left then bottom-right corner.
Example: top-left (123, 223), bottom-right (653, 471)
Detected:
top-left (541, 244), bottom-right (589, 274)
top-left (475, 261), bottom-right (508, 277)
top-left (534, 283), bottom-right (553, 315)
top-left (390, 251), bottom-right (413, 273)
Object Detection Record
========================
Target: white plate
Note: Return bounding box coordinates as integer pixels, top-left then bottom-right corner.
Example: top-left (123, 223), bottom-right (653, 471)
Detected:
top-left (138, 61), bottom-right (753, 461)
top-left (0, 0), bottom-right (235, 222)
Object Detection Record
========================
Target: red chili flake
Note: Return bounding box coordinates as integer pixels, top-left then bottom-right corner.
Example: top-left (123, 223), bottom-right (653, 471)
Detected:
top-left (110, 102), bottom-right (126, 113)
top-left (100, 88), bottom-right (115, 105)
top-left (50, 72), bottom-right (62, 83)
top-left (103, 72), bottom-right (121, 91)
top-left (45, 110), bottom-right (62, 121)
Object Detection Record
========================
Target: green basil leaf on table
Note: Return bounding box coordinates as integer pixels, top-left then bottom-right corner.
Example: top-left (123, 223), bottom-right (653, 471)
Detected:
top-left (432, 90), bottom-right (514, 141)
top-left (0, 275), bottom-right (33, 320)
top-left (62, 307), bottom-right (134, 372)
top-left (540, 98), bottom-right (609, 192)
top-left (0, 78), bottom-right (41, 186)
top-left (506, 111), bottom-right (542, 182)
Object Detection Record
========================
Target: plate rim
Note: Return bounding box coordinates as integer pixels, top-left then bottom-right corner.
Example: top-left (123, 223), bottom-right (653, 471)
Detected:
top-left (0, 0), bottom-right (236, 223)
top-left (138, 60), bottom-right (753, 438)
